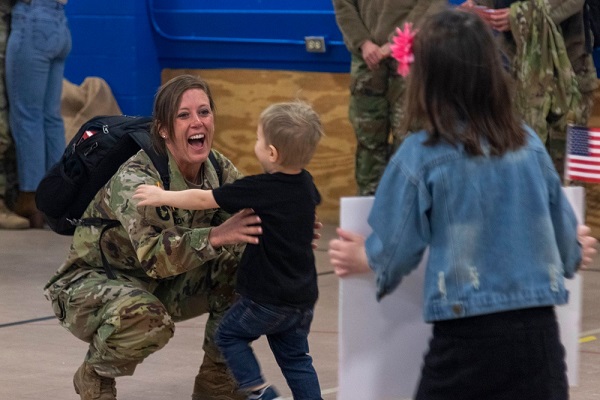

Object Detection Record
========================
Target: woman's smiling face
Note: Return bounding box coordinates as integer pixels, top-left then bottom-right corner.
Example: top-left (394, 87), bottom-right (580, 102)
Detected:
top-left (163, 88), bottom-right (215, 181)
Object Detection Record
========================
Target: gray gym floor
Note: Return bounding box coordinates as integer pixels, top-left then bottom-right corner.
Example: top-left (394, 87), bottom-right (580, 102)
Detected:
top-left (2, 224), bottom-right (600, 399)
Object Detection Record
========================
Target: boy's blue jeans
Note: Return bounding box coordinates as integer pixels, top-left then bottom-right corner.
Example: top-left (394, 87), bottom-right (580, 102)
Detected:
top-left (216, 296), bottom-right (322, 400)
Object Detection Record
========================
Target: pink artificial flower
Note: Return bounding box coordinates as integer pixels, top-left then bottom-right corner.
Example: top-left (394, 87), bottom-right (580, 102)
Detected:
top-left (390, 22), bottom-right (417, 77)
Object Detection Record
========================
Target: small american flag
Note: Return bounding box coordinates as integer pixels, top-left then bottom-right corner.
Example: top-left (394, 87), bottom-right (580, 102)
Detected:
top-left (565, 125), bottom-right (600, 183)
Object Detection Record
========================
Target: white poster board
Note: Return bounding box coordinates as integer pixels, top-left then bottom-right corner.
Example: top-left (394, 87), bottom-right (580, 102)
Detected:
top-left (338, 189), bottom-right (583, 399)
top-left (338, 197), bottom-right (431, 400)
top-left (557, 186), bottom-right (585, 386)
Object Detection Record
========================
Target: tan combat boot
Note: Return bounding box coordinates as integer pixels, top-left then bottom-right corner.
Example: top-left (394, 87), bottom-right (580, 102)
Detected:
top-left (191, 379), bottom-right (245, 400)
top-left (192, 355), bottom-right (246, 400)
top-left (73, 362), bottom-right (117, 400)
top-left (0, 198), bottom-right (29, 229)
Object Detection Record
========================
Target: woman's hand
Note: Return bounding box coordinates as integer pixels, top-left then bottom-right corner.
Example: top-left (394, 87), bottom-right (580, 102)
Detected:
top-left (379, 43), bottom-right (391, 59)
top-left (209, 208), bottom-right (262, 248)
top-left (486, 7), bottom-right (511, 31)
top-left (328, 227), bottom-right (371, 277)
top-left (361, 40), bottom-right (384, 70)
top-left (312, 218), bottom-right (323, 250)
top-left (457, 2), bottom-right (510, 31)
top-left (578, 224), bottom-right (598, 269)
top-left (457, 0), bottom-right (476, 9)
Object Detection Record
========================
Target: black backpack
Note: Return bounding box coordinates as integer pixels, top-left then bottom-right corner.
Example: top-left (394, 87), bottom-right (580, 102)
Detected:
top-left (36, 115), bottom-right (170, 235)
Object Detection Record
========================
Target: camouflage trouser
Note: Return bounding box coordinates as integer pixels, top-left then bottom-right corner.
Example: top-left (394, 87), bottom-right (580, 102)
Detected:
top-left (348, 54), bottom-right (406, 196)
top-left (46, 251), bottom-right (239, 395)
top-left (0, 9), bottom-right (16, 206)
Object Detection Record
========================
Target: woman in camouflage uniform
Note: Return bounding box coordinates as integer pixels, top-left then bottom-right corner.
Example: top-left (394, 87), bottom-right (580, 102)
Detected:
top-left (44, 75), bottom-right (262, 400)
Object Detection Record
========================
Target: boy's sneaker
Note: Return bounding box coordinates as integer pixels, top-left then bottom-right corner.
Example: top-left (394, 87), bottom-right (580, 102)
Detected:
top-left (247, 385), bottom-right (282, 400)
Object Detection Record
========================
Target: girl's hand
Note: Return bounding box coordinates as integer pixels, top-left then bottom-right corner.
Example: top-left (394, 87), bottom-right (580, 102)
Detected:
top-left (578, 225), bottom-right (598, 269)
top-left (328, 227), bottom-right (371, 277)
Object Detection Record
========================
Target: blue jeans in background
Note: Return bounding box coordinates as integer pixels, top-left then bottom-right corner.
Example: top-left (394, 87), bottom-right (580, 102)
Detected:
top-left (216, 296), bottom-right (322, 400)
top-left (6, 0), bottom-right (71, 191)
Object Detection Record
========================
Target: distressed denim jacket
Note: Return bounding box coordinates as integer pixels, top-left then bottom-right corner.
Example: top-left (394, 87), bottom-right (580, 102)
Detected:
top-left (365, 127), bottom-right (581, 322)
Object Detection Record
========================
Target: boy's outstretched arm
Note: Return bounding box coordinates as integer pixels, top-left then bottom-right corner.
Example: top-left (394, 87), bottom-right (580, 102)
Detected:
top-left (133, 184), bottom-right (219, 210)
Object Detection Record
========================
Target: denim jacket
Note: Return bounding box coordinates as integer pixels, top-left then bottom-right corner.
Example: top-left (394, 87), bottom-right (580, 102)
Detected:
top-left (365, 127), bottom-right (581, 322)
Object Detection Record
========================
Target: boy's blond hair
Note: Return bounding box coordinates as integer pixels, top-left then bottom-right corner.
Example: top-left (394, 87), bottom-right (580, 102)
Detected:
top-left (259, 101), bottom-right (324, 169)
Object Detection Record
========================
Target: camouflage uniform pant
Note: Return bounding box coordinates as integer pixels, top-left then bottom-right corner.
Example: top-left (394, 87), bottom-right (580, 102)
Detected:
top-left (348, 54), bottom-right (406, 196)
top-left (46, 251), bottom-right (239, 395)
top-left (0, 7), bottom-right (17, 206)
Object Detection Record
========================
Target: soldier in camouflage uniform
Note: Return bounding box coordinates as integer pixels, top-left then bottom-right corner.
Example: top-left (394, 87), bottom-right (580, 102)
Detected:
top-left (468, 0), bottom-right (599, 177)
top-left (0, 0), bottom-right (28, 229)
top-left (44, 75), bottom-right (262, 400)
top-left (332, 0), bottom-right (445, 195)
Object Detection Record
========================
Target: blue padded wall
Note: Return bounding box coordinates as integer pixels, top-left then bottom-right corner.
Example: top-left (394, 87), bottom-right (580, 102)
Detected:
top-left (63, 0), bottom-right (600, 117)
top-left (148, 0), bottom-right (349, 73)
top-left (64, 2), bottom-right (160, 116)
top-left (64, 0), bottom-right (350, 116)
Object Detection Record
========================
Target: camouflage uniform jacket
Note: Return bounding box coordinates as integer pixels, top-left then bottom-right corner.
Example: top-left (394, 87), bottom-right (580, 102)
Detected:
top-left (332, 0), bottom-right (445, 54)
top-left (44, 149), bottom-right (244, 295)
top-left (477, 0), bottom-right (598, 92)
top-left (543, 0), bottom-right (596, 91)
top-left (510, 0), bottom-right (583, 143)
